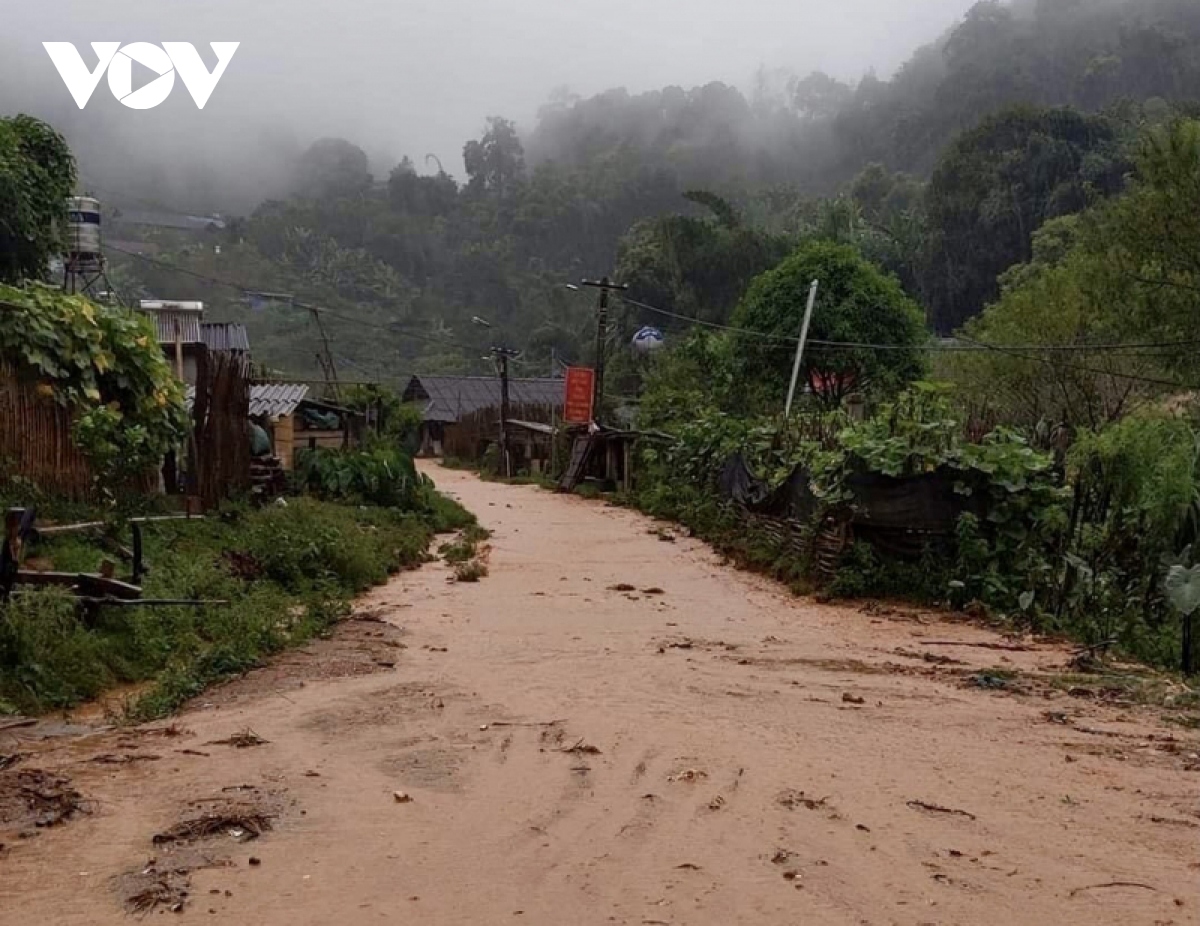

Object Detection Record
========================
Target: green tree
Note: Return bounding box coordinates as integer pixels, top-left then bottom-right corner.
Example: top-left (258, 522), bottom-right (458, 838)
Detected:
top-left (730, 241), bottom-right (927, 406)
top-left (616, 192), bottom-right (792, 327)
top-left (0, 115), bottom-right (75, 284)
top-left (922, 105), bottom-right (1131, 332)
top-left (463, 117), bottom-right (526, 196)
top-left (1098, 119), bottom-right (1200, 350)
top-left (295, 138), bottom-right (372, 201)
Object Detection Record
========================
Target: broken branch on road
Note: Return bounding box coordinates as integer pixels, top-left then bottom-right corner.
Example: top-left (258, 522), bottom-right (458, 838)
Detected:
top-left (907, 800), bottom-right (977, 821)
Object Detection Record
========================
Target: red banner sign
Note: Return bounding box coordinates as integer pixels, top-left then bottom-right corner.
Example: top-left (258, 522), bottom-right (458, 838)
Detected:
top-left (563, 367), bottom-right (595, 423)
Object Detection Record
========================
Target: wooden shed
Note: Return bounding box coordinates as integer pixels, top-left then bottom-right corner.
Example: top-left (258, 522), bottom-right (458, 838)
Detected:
top-left (249, 382), bottom-right (310, 471)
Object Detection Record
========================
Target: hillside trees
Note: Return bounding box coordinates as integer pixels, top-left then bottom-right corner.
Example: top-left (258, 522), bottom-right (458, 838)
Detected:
top-left (922, 106), bottom-right (1131, 332)
top-left (946, 119), bottom-right (1200, 428)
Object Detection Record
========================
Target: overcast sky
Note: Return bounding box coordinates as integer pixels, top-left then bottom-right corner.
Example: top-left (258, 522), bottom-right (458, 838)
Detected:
top-left (3, 0), bottom-right (979, 202)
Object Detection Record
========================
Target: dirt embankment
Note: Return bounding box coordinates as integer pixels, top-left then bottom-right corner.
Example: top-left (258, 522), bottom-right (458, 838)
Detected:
top-left (1, 463), bottom-right (1197, 925)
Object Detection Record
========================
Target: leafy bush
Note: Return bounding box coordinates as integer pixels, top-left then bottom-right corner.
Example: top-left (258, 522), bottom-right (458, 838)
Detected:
top-left (0, 282), bottom-right (190, 486)
top-left (293, 445), bottom-right (428, 510)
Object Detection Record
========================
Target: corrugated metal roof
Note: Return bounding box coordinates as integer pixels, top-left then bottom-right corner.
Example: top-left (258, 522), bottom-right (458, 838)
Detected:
top-left (140, 304), bottom-right (204, 346)
top-left (201, 322), bottom-right (250, 353)
top-left (250, 382), bottom-right (310, 418)
top-left (149, 312), bottom-right (203, 345)
top-left (402, 375), bottom-right (563, 423)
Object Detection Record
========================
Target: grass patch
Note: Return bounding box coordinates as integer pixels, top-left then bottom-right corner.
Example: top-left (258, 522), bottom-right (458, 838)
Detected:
top-left (439, 523), bottom-right (491, 584)
top-left (438, 523), bottom-right (492, 564)
top-left (0, 493), bottom-right (473, 719)
top-left (453, 560), bottom-right (489, 583)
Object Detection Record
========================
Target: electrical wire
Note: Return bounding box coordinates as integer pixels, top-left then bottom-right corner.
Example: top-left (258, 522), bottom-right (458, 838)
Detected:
top-left (106, 240), bottom-right (1198, 364)
top-left (953, 335), bottom-right (1187, 390)
top-left (105, 243), bottom-right (477, 352)
top-left (616, 293), bottom-right (1200, 356)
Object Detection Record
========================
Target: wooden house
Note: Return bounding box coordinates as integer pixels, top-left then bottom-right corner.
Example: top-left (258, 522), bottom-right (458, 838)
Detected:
top-left (402, 374), bottom-right (563, 457)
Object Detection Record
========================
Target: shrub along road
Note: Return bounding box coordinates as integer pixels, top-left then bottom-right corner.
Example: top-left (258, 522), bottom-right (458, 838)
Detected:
top-left (0, 463), bottom-right (1196, 924)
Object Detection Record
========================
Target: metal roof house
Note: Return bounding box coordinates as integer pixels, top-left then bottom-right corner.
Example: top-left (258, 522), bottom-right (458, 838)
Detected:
top-left (402, 375), bottom-right (564, 457)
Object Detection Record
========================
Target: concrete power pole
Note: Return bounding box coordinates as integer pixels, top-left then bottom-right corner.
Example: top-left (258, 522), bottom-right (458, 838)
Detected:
top-left (785, 280), bottom-right (820, 419)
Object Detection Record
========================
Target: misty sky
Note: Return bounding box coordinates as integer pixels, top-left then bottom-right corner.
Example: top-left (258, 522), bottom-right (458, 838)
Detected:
top-left (5, 0), bottom-right (978, 201)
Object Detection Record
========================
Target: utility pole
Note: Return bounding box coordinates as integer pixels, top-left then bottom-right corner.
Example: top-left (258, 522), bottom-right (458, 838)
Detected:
top-left (307, 305), bottom-right (340, 402)
top-left (244, 291), bottom-right (341, 401)
top-left (785, 280), bottom-right (820, 419)
top-left (581, 277), bottom-right (628, 424)
top-left (489, 345), bottom-right (520, 478)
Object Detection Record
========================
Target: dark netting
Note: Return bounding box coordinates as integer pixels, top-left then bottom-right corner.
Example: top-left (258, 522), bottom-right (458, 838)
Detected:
top-left (845, 470), bottom-right (965, 534)
top-left (718, 455), bottom-right (817, 521)
top-left (760, 465), bottom-right (819, 521)
top-left (717, 454), bottom-right (770, 508)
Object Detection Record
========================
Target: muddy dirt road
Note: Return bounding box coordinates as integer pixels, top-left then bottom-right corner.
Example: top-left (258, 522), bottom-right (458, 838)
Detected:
top-left (1, 464), bottom-right (1197, 925)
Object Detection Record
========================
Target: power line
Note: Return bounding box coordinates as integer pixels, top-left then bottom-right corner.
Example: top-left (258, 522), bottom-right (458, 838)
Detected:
top-left (105, 243), bottom-right (476, 352)
top-left (618, 294), bottom-right (1200, 356)
top-left (953, 335), bottom-right (1187, 390)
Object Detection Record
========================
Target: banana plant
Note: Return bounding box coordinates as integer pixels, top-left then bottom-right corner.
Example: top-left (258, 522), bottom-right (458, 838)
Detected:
top-left (1164, 562), bottom-right (1200, 674)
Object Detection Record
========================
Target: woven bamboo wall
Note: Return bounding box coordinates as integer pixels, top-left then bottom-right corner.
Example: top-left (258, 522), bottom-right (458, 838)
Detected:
top-left (0, 364), bottom-right (95, 499)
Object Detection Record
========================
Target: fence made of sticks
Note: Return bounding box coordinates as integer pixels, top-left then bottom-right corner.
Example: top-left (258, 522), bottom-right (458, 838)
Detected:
top-left (0, 363), bottom-right (95, 499)
top-left (190, 350), bottom-right (251, 506)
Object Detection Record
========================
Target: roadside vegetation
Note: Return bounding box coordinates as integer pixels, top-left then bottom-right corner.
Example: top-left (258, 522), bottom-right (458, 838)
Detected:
top-left (626, 120), bottom-right (1200, 678)
top-left (0, 477), bottom-right (475, 719)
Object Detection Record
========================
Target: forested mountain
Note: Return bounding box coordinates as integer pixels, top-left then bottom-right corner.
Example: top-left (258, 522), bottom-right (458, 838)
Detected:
top-left (87, 0), bottom-right (1200, 377)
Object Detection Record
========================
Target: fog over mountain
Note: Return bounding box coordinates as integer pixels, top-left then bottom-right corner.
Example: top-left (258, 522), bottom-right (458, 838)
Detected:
top-left (1, 0), bottom-right (977, 212)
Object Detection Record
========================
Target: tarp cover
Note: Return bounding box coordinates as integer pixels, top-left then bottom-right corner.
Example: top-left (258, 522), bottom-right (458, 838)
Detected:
top-left (718, 455), bottom-right (818, 521)
top-left (719, 455), bottom-right (977, 537)
top-left (845, 469), bottom-right (968, 534)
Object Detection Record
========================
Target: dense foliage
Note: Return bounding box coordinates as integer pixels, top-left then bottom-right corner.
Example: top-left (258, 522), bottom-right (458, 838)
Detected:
top-left (634, 385), bottom-right (1199, 671)
top-left (945, 118), bottom-right (1200, 429)
top-left (0, 115), bottom-right (74, 284)
top-left (293, 445), bottom-right (429, 509)
top-left (922, 106), bottom-right (1131, 331)
top-left (0, 282), bottom-right (189, 485)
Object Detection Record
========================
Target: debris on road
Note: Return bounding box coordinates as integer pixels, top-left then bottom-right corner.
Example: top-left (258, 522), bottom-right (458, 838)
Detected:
top-left (559, 738), bottom-right (602, 755)
top-left (1068, 881), bottom-right (1157, 898)
top-left (90, 753), bottom-right (161, 765)
top-left (841, 693), bottom-right (866, 705)
top-left (206, 729), bottom-right (269, 749)
top-left (919, 640), bottom-right (1033, 653)
top-left (0, 768), bottom-right (85, 829)
top-left (906, 800), bottom-right (977, 821)
top-left (153, 811), bottom-right (273, 846)
top-left (393, 791), bottom-right (413, 804)
top-left (777, 789), bottom-right (828, 811)
top-left (0, 753), bottom-right (25, 771)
